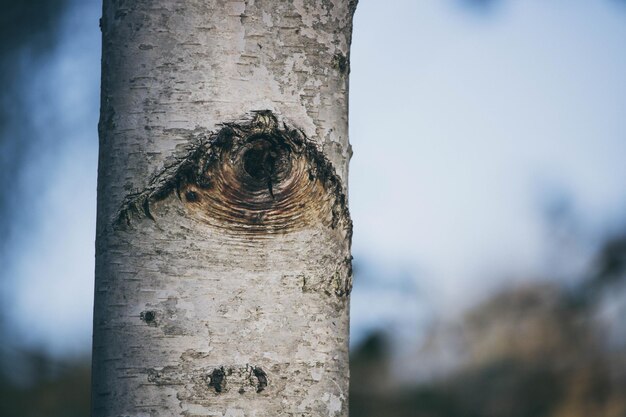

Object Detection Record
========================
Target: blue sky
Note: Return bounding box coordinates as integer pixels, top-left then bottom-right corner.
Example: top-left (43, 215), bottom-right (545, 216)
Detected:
top-left (348, 0), bottom-right (626, 343)
top-left (2, 0), bottom-right (625, 356)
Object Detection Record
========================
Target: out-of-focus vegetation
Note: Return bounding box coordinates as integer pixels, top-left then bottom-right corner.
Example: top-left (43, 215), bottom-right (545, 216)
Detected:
top-left (0, 352), bottom-right (90, 417)
top-left (351, 233), bottom-right (626, 417)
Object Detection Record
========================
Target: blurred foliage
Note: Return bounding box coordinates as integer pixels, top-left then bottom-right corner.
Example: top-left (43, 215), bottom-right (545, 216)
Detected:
top-left (350, 233), bottom-right (626, 417)
top-left (0, 351), bottom-right (90, 417)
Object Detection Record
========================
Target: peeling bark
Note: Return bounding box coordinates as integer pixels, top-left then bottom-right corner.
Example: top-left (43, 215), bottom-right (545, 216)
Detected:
top-left (92, 1), bottom-right (356, 416)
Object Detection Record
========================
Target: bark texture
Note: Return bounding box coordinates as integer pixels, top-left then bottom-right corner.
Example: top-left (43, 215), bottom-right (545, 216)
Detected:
top-left (92, 1), bottom-right (356, 416)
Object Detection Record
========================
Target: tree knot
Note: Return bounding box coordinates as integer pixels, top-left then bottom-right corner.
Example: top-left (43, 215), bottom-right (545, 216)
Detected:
top-left (115, 111), bottom-right (352, 238)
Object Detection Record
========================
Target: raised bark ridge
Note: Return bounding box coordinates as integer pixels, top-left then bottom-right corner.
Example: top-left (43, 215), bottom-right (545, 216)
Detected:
top-left (116, 111), bottom-right (352, 239)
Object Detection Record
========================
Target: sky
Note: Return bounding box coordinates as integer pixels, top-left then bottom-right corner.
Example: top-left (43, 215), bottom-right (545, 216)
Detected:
top-left (349, 0), bottom-right (626, 345)
top-left (0, 0), bottom-right (625, 357)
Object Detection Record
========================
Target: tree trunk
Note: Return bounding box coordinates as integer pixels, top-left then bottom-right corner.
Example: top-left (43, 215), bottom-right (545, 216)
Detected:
top-left (92, 1), bottom-right (356, 416)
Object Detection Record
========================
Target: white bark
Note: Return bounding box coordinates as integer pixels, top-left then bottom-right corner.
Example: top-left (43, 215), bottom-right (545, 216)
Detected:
top-left (92, 1), bottom-right (356, 416)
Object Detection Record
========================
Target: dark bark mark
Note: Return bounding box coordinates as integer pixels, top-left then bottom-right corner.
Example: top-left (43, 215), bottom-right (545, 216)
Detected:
top-left (332, 53), bottom-right (349, 75)
top-left (140, 310), bottom-right (157, 326)
top-left (147, 356), bottom-right (274, 402)
top-left (140, 298), bottom-right (196, 335)
top-left (208, 367), bottom-right (226, 393)
top-left (253, 367), bottom-right (268, 393)
top-left (115, 111), bottom-right (352, 238)
top-left (185, 190), bottom-right (199, 202)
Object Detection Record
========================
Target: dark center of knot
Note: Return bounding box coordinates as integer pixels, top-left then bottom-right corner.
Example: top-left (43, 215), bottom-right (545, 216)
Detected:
top-left (243, 142), bottom-right (276, 181)
top-left (241, 138), bottom-right (289, 198)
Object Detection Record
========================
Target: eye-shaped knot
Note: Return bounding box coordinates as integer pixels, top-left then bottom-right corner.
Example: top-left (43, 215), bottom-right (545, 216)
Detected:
top-left (117, 112), bottom-right (351, 238)
top-left (179, 128), bottom-right (343, 235)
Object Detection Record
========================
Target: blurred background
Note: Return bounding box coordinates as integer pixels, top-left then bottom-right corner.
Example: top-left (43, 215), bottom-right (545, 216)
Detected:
top-left (1, 0), bottom-right (625, 416)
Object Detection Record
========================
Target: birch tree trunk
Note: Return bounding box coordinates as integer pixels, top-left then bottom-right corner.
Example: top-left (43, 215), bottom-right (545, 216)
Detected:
top-left (92, 1), bottom-right (356, 416)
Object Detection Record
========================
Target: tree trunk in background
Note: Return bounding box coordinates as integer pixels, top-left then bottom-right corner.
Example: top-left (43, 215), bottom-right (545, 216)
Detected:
top-left (92, 1), bottom-right (356, 416)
